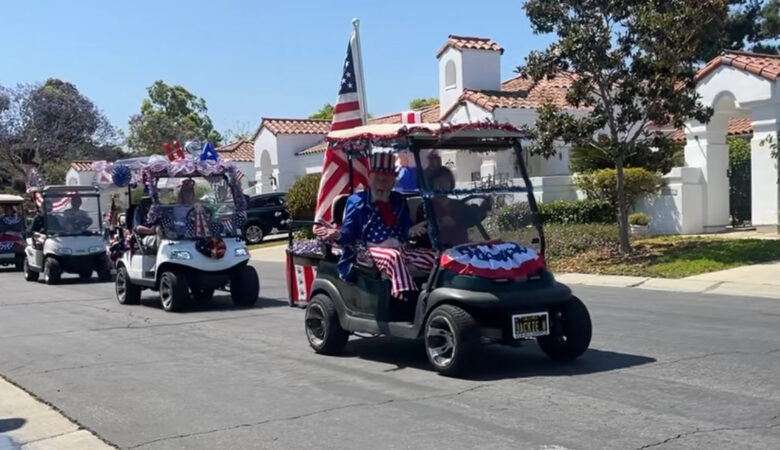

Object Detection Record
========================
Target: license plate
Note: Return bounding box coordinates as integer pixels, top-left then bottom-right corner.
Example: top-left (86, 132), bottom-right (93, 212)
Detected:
top-left (512, 312), bottom-right (549, 339)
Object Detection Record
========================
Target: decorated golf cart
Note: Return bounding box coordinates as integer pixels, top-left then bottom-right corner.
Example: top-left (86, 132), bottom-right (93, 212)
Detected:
top-left (112, 142), bottom-right (259, 312)
top-left (0, 194), bottom-right (26, 271)
top-left (289, 122), bottom-right (592, 375)
top-left (23, 185), bottom-right (111, 284)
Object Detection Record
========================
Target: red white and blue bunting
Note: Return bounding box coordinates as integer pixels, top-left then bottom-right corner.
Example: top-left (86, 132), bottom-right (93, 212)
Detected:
top-left (440, 241), bottom-right (545, 280)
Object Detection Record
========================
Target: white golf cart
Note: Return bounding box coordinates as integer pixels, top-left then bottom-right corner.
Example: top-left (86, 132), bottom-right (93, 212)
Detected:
top-left (0, 194), bottom-right (26, 271)
top-left (114, 158), bottom-right (259, 312)
top-left (23, 186), bottom-right (111, 284)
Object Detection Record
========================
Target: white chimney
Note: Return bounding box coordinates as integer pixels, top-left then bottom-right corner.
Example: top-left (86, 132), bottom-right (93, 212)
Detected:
top-left (437, 35), bottom-right (503, 115)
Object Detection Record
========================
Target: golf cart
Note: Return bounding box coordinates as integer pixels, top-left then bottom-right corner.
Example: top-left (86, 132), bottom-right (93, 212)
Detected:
top-left (292, 122), bottom-right (592, 375)
top-left (114, 157), bottom-right (259, 312)
top-left (0, 194), bottom-right (26, 271)
top-left (23, 186), bottom-right (111, 284)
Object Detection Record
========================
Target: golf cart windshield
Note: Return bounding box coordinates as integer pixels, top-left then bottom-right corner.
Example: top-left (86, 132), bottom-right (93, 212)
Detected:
top-left (154, 176), bottom-right (237, 240)
top-left (44, 193), bottom-right (101, 236)
top-left (421, 167), bottom-right (542, 252)
top-left (0, 201), bottom-right (24, 233)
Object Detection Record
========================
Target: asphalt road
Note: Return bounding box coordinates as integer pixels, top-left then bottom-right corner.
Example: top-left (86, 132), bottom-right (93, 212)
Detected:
top-left (0, 261), bottom-right (778, 450)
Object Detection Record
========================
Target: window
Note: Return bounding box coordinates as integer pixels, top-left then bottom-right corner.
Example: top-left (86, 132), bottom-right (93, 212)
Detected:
top-left (445, 60), bottom-right (457, 89)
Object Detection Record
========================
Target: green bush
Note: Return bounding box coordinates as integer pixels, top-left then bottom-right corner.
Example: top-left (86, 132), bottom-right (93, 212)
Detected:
top-left (286, 173), bottom-right (321, 220)
top-left (628, 212), bottom-right (650, 226)
top-left (728, 137), bottom-right (751, 225)
top-left (485, 202), bottom-right (534, 233)
top-left (538, 199), bottom-right (615, 224)
top-left (569, 144), bottom-right (684, 175)
top-left (494, 223), bottom-right (619, 261)
top-left (575, 168), bottom-right (661, 213)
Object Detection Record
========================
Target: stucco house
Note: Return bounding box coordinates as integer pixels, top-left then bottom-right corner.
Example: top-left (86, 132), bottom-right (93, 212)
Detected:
top-left (215, 139), bottom-right (257, 194)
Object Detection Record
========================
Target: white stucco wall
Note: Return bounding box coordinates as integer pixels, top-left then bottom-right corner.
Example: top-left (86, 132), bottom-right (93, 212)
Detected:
top-left (275, 134), bottom-right (326, 192)
top-left (459, 49), bottom-right (501, 92)
top-left (636, 167), bottom-right (705, 235)
top-left (438, 47), bottom-right (464, 115)
top-left (254, 128), bottom-right (278, 194)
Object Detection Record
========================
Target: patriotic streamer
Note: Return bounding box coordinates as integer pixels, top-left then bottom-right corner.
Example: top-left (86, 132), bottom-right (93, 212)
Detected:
top-left (440, 241), bottom-right (546, 280)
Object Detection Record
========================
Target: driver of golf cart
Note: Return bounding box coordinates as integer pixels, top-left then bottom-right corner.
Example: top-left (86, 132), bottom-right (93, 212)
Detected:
top-left (62, 194), bottom-right (93, 233)
top-left (316, 153), bottom-right (431, 303)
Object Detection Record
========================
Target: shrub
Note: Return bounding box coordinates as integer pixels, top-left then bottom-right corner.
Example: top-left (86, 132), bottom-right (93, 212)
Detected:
top-left (286, 173), bottom-right (321, 220)
top-left (493, 223), bottom-right (620, 261)
top-left (569, 144), bottom-right (684, 175)
top-left (575, 168), bottom-right (661, 213)
top-left (485, 202), bottom-right (534, 233)
top-left (628, 212), bottom-right (650, 226)
top-left (728, 137), bottom-right (751, 225)
top-left (538, 199), bottom-right (615, 224)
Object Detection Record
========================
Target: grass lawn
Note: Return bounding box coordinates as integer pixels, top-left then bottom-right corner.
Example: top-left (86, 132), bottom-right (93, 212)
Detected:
top-left (247, 237), bottom-right (287, 252)
top-left (548, 236), bottom-right (780, 278)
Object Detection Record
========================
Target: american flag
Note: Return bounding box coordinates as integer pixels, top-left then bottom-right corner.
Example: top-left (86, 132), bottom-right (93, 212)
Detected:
top-left (34, 192), bottom-right (71, 212)
top-left (236, 169), bottom-right (245, 182)
top-left (313, 26), bottom-right (369, 223)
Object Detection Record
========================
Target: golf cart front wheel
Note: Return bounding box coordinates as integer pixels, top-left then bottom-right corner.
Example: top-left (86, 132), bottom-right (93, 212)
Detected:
top-left (305, 294), bottom-right (348, 355)
top-left (23, 258), bottom-right (39, 282)
top-left (44, 258), bottom-right (61, 285)
top-left (116, 266), bottom-right (141, 305)
top-left (230, 266), bottom-right (259, 307)
top-left (159, 270), bottom-right (190, 312)
top-left (537, 296), bottom-right (592, 361)
top-left (424, 304), bottom-right (480, 376)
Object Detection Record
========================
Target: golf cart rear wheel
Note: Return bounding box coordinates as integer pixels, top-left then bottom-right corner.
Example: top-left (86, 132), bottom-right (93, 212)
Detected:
top-left (44, 258), bottom-right (61, 285)
top-left (159, 270), bottom-right (189, 312)
top-left (230, 266), bottom-right (259, 307)
top-left (116, 266), bottom-right (141, 305)
top-left (244, 224), bottom-right (265, 244)
top-left (23, 258), bottom-right (39, 282)
top-left (305, 294), bottom-right (348, 355)
top-left (424, 304), bottom-right (480, 376)
top-left (537, 296), bottom-right (592, 361)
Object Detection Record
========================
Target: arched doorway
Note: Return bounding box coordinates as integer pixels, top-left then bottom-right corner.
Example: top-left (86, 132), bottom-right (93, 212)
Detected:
top-left (259, 150), bottom-right (274, 194)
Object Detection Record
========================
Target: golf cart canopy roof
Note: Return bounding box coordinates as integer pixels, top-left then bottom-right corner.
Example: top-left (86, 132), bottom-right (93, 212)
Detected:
top-left (29, 186), bottom-right (100, 195)
top-left (0, 194), bottom-right (24, 204)
top-left (326, 122), bottom-right (526, 151)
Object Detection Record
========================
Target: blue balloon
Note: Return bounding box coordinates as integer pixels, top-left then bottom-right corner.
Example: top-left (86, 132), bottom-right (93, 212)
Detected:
top-left (112, 164), bottom-right (132, 187)
top-left (200, 142), bottom-right (219, 162)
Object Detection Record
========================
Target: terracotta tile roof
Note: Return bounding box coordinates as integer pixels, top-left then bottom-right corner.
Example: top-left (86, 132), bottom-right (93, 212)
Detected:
top-left (70, 160), bottom-right (96, 172)
top-left (216, 140), bottom-right (254, 162)
top-left (296, 141), bottom-right (328, 156)
top-left (256, 118), bottom-right (331, 137)
top-left (669, 117), bottom-right (753, 142)
top-left (368, 104), bottom-right (442, 125)
top-left (455, 74), bottom-right (576, 112)
top-left (696, 50), bottom-right (780, 82)
top-left (436, 35), bottom-right (504, 58)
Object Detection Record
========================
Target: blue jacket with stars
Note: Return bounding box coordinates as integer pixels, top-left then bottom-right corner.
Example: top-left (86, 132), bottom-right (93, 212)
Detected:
top-left (335, 190), bottom-right (412, 281)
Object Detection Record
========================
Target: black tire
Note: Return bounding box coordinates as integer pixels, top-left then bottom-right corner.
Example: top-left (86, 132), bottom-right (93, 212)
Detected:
top-left (243, 223), bottom-right (265, 245)
top-left (537, 296), bottom-right (592, 361)
top-left (44, 258), bottom-right (61, 285)
top-left (96, 265), bottom-right (112, 282)
top-left (192, 287), bottom-right (215, 301)
top-left (230, 265), bottom-right (259, 307)
top-left (116, 266), bottom-right (141, 305)
top-left (159, 270), bottom-right (190, 312)
top-left (23, 258), bottom-right (39, 282)
top-left (305, 294), bottom-right (348, 355)
top-left (424, 304), bottom-right (480, 376)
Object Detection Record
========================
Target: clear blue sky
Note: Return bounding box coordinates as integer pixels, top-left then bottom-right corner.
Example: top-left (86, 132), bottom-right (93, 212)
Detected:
top-left (1, 0), bottom-right (551, 137)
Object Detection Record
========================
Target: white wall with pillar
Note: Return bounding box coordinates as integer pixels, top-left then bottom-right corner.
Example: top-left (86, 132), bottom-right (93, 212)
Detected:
top-left (749, 104), bottom-right (780, 230)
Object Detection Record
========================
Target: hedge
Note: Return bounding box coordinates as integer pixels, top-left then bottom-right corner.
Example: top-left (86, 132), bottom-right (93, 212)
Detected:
top-left (575, 168), bottom-right (660, 213)
top-left (486, 199), bottom-right (615, 233)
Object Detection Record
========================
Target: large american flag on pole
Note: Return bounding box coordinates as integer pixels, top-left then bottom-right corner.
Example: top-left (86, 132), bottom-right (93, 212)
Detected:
top-left (313, 22), bottom-right (370, 223)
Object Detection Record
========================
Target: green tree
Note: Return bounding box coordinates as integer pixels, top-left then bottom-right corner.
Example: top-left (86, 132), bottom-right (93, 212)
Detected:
top-left (0, 80), bottom-right (119, 189)
top-left (127, 80), bottom-right (222, 154)
top-left (521, 0), bottom-right (722, 252)
top-left (697, 1), bottom-right (780, 63)
top-left (409, 97), bottom-right (439, 110)
top-left (309, 103), bottom-right (334, 120)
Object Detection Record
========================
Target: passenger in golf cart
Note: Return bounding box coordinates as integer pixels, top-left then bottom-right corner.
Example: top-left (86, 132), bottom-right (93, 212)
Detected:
top-left (301, 122), bottom-right (592, 376)
top-left (0, 195), bottom-right (26, 270)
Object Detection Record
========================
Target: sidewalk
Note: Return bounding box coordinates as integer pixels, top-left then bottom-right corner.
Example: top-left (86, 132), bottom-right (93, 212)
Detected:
top-left (557, 260), bottom-right (780, 300)
top-left (0, 376), bottom-right (114, 450)
top-left (249, 241), bottom-right (286, 262)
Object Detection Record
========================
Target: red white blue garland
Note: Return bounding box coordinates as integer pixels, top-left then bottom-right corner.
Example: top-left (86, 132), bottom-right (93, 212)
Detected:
top-left (440, 241), bottom-right (545, 279)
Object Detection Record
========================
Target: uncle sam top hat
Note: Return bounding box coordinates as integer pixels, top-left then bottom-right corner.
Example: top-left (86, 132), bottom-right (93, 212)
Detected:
top-left (370, 152), bottom-right (396, 174)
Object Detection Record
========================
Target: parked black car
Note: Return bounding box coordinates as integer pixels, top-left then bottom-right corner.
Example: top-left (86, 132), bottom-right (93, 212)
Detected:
top-left (243, 192), bottom-right (288, 244)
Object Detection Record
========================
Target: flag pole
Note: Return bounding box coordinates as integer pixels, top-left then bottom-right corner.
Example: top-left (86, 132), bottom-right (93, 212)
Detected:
top-left (351, 18), bottom-right (368, 124)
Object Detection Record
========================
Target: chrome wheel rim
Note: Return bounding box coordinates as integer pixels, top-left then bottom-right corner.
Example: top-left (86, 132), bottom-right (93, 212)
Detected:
top-left (305, 304), bottom-right (326, 347)
top-left (160, 275), bottom-right (173, 309)
top-left (116, 270), bottom-right (127, 302)
top-left (426, 315), bottom-right (456, 368)
top-left (245, 225), bottom-right (263, 243)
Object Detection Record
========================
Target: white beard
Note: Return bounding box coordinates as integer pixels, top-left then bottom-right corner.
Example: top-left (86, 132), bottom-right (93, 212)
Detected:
top-left (372, 189), bottom-right (391, 202)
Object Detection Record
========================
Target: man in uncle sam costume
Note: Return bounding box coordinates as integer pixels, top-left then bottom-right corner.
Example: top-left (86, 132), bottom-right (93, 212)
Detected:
top-left (317, 152), bottom-right (434, 300)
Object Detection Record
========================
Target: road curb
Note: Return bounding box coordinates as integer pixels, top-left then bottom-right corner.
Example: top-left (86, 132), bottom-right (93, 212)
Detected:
top-left (0, 375), bottom-right (115, 449)
top-left (556, 272), bottom-right (780, 299)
